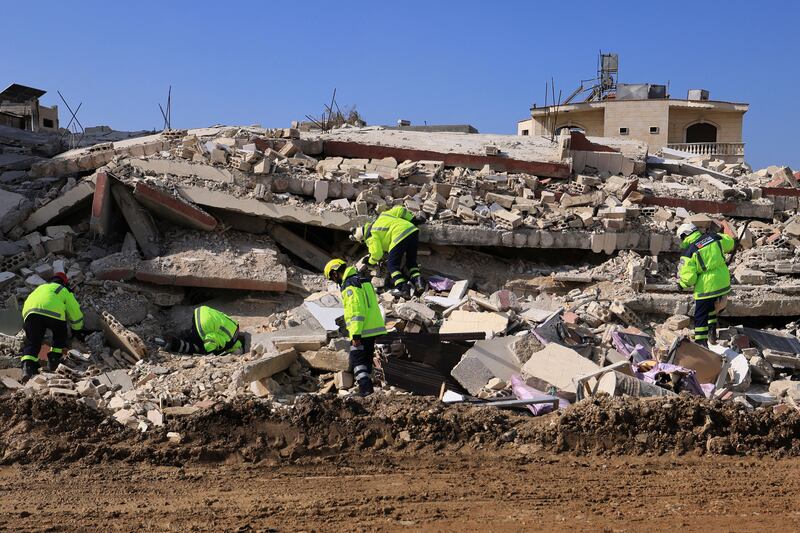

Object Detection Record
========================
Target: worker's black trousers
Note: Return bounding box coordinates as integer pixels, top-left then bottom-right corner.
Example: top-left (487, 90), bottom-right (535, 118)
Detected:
top-left (22, 313), bottom-right (68, 365)
top-left (693, 297), bottom-right (719, 347)
top-left (168, 322), bottom-right (205, 354)
top-left (350, 336), bottom-right (376, 396)
top-left (387, 232), bottom-right (420, 288)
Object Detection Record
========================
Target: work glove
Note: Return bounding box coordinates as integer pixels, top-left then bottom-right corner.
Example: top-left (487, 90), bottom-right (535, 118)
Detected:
top-left (355, 255), bottom-right (370, 273)
top-left (72, 329), bottom-right (87, 342)
top-left (412, 214), bottom-right (427, 226)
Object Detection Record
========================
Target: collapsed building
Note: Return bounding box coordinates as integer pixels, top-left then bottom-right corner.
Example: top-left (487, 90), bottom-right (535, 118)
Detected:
top-left (1, 112), bottom-right (800, 436)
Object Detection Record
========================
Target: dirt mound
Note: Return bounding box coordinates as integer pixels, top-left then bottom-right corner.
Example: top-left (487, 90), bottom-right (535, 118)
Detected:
top-left (2, 394), bottom-right (800, 466)
top-left (534, 395), bottom-right (800, 456)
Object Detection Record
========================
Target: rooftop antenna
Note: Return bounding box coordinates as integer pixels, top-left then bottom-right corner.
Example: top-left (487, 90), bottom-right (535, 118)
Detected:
top-left (158, 85), bottom-right (172, 131)
top-left (57, 90), bottom-right (85, 150)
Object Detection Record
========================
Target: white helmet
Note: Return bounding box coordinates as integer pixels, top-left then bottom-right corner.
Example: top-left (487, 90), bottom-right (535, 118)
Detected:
top-left (676, 223), bottom-right (698, 241)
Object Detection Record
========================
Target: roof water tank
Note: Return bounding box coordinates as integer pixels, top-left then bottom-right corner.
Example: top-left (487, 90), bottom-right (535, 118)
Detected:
top-left (687, 89), bottom-right (709, 101)
top-left (648, 85), bottom-right (667, 99)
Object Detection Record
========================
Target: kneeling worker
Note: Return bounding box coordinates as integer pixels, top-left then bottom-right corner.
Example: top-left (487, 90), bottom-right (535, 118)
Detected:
top-left (160, 305), bottom-right (244, 355)
top-left (352, 205), bottom-right (425, 298)
top-left (676, 223), bottom-right (735, 346)
top-left (324, 258), bottom-right (386, 396)
top-left (20, 273), bottom-right (84, 380)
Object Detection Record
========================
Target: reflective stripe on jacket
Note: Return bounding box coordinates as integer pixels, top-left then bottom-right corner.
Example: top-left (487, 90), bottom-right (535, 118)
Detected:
top-left (340, 266), bottom-right (386, 339)
top-left (22, 282), bottom-right (84, 330)
top-left (678, 231), bottom-right (735, 300)
top-left (365, 206), bottom-right (418, 265)
top-left (194, 306), bottom-right (240, 354)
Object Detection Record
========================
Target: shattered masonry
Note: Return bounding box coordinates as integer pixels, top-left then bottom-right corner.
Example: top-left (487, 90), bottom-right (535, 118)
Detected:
top-left (2, 117), bottom-right (800, 435)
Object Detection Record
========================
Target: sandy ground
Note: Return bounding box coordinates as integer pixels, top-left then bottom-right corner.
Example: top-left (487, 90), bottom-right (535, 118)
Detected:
top-left (1, 452), bottom-right (799, 532)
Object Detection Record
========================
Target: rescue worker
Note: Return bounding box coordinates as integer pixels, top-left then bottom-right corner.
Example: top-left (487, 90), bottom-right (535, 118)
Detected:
top-left (159, 306), bottom-right (244, 355)
top-left (324, 258), bottom-right (386, 396)
top-left (676, 222), bottom-right (735, 346)
top-left (352, 205), bottom-right (426, 298)
top-left (20, 273), bottom-right (84, 381)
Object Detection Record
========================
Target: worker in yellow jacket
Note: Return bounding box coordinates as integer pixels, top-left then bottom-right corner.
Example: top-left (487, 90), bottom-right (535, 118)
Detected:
top-left (20, 273), bottom-right (84, 380)
top-left (324, 258), bottom-right (386, 396)
top-left (676, 223), bottom-right (735, 346)
top-left (159, 306), bottom-right (244, 355)
top-left (352, 205), bottom-right (426, 298)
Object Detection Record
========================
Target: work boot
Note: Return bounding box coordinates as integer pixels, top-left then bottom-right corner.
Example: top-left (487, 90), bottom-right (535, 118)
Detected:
top-left (21, 360), bottom-right (40, 383)
top-left (413, 276), bottom-right (426, 294)
top-left (47, 353), bottom-right (62, 372)
top-left (357, 377), bottom-right (374, 397)
top-left (390, 283), bottom-right (414, 300)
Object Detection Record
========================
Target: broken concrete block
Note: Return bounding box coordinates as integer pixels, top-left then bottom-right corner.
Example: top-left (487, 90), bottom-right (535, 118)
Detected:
top-left (440, 310), bottom-right (507, 337)
top-left (485, 193), bottom-right (515, 209)
top-left (300, 349), bottom-right (349, 372)
top-left (231, 348), bottom-right (297, 388)
top-left (100, 311), bottom-right (147, 360)
top-left (250, 377), bottom-right (282, 398)
top-left (521, 343), bottom-right (600, 395)
top-left (0, 188), bottom-right (31, 234)
top-left (334, 371), bottom-right (353, 390)
top-left (395, 301), bottom-right (436, 326)
top-left (451, 336), bottom-right (524, 396)
top-left (492, 209), bottom-right (522, 229)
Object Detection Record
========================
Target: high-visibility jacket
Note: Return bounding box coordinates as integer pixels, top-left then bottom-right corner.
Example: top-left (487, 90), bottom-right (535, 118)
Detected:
top-left (22, 282), bottom-right (84, 330)
top-left (678, 231), bottom-right (735, 300)
top-left (340, 266), bottom-right (386, 339)
top-left (194, 306), bottom-right (241, 354)
top-left (364, 206), bottom-right (418, 265)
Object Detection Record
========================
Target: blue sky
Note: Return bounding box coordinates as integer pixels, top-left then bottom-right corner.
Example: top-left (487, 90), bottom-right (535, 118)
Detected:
top-left (4, 0), bottom-right (798, 169)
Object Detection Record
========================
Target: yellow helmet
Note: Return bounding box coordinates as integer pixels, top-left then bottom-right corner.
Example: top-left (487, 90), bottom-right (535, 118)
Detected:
top-left (323, 258), bottom-right (346, 280)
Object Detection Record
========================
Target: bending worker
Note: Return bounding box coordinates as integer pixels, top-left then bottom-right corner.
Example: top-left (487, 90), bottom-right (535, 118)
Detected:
top-left (159, 305), bottom-right (243, 355)
top-left (324, 258), bottom-right (386, 396)
top-left (20, 273), bottom-right (84, 380)
top-left (352, 205), bottom-right (425, 298)
top-left (676, 222), bottom-right (735, 346)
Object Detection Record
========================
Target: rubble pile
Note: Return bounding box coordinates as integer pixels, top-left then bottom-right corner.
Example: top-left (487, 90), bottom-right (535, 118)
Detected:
top-left (2, 120), bottom-right (800, 443)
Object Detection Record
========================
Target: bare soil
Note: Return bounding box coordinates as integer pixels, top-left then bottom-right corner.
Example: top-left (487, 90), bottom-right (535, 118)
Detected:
top-left (1, 394), bottom-right (800, 531)
top-left (2, 454), bottom-right (800, 532)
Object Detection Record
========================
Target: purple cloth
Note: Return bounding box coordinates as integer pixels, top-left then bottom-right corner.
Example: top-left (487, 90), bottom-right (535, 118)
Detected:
top-left (611, 331), bottom-right (652, 362)
top-left (634, 362), bottom-right (704, 396)
top-left (427, 275), bottom-right (455, 291)
top-left (510, 374), bottom-right (569, 416)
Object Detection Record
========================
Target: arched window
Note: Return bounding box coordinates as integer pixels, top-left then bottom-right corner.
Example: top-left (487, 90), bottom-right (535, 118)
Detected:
top-left (556, 125), bottom-right (586, 135)
top-left (685, 122), bottom-right (717, 143)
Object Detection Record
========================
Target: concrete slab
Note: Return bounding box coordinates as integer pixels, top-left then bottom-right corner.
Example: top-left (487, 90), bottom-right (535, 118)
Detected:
top-left (91, 231), bottom-right (288, 292)
top-left (179, 186), bottom-right (354, 231)
top-left (90, 171), bottom-right (114, 237)
top-left (129, 157), bottom-right (233, 184)
top-left (303, 295), bottom-right (344, 332)
top-left (521, 343), bottom-right (600, 394)
top-left (268, 224), bottom-right (329, 270)
top-left (111, 182), bottom-right (161, 259)
top-left (0, 188), bottom-right (30, 234)
top-left (133, 182), bottom-right (217, 231)
top-left (22, 180), bottom-right (95, 232)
